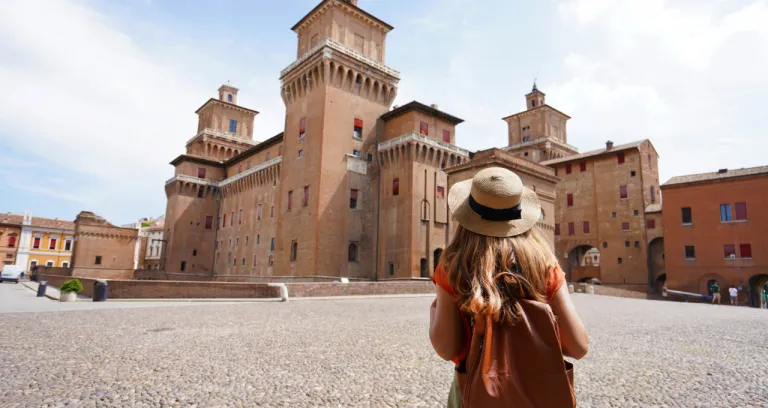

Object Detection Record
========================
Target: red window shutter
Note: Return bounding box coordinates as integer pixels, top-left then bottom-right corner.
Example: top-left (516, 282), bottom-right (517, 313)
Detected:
top-left (566, 164), bottom-right (572, 174)
top-left (271, 206), bottom-right (274, 218)
top-left (724, 244), bottom-right (736, 258)
top-left (583, 221), bottom-right (590, 234)
top-left (198, 168), bottom-right (206, 178)
top-left (33, 237), bottom-right (40, 248)
top-left (222, 214), bottom-right (226, 227)
top-left (580, 162), bottom-right (587, 172)
top-left (554, 224), bottom-right (560, 236)
top-left (49, 239), bottom-right (57, 250)
top-left (617, 152), bottom-right (625, 164)
top-left (568, 222), bottom-right (575, 236)
top-left (620, 185), bottom-right (628, 199)
top-left (735, 202), bottom-right (747, 220)
top-left (354, 119), bottom-right (363, 128)
top-left (443, 130), bottom-right (451, 143)
top-left (8, 236), bottom-right (16, 247)
top-left (393, 178), bottom-right (400, 195)
top-left (420, 121), bottom-right (428, 136)
top-left (647, 219), bottom-right (656, 229)
top-left (299, 118), bottom-right (306, 133)
top-left (350, 189), bottom-right (358, 200)
top-left (740, 243), bottom-right (752, 258)
top-left (205, 216), bottom-right (213, 229)
top-left (567, 193), bottom-right (573, 207)
top-left (622, 222), bottom-right (630, 231)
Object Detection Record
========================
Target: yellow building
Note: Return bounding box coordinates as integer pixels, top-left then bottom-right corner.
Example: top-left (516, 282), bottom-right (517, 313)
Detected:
top-left (15, 213), bottom-right (74, 271)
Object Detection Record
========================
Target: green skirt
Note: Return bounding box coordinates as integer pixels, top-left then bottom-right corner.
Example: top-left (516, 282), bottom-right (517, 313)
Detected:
top-left (447, 372), bottom-right (461, 408)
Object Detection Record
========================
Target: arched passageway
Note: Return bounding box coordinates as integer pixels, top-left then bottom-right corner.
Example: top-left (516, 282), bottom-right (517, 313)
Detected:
top-left (648, 237), bottom-right (665, 294)
top-left (567, 245), bottom-right (600, 283)
top-left (420, 258), bottom-right (428, 278)
top-left (747, 274), bottom-right (768, 308)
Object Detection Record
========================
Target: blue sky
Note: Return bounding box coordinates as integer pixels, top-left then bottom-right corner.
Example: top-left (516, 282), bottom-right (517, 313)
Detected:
top-left (1, 0), bottom-right (767, 225)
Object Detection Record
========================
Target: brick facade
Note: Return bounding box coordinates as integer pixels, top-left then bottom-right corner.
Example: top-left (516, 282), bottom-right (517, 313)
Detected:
top-left (661, 166), bottom-right (768, 307)
top-left (70, 211), bottom-right (138, 279)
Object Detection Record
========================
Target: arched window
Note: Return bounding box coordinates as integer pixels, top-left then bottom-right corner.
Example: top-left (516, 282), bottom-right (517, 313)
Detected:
top-left (348, 243), bottom-right (358, 262)
top-left (7, 234), bottom-right (16, 248)
top-left (227, 94), bottom-right (233, 102)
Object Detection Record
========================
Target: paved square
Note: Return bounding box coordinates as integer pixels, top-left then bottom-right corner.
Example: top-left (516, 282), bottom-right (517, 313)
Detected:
top-left (0, 284), bottom-right (766, 407)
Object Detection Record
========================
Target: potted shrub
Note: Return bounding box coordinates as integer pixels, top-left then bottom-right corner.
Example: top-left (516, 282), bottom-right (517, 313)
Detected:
top-left (59, 279), bottom-right (83, 302)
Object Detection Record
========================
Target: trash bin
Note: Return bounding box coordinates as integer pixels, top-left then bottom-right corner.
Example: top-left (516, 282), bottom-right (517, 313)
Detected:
top-left (93, 280), bottom-right (108, 302)
top-left (37, 281), bottom-right (47, 297)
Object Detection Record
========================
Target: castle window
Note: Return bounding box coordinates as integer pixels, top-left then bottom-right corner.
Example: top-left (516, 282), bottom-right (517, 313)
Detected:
top-left (303, 186), bottom-right (309, 207)
top-left (257, 204), bottom-right (263, 220)
top-left (740, 243), bottom-right (752, 258)
top-left (554, 224), bottom-right (560, 236)
top-left (531, 100), bottom-right (536, 107)
top-left (393, 178), bottom-right (400, 196)
top-left (617, 152), bottom-right (625, 164)
top-left (522, 136), bottom-right (530, 142)
top-left (681, 207), bottom-right (692, 224)
top-left (685, 246), bottom-right (696, 259)
top-left (180, 261), bottom-right (187, 271)
top-left (268, 255), bottom-right (273, 266)
top-left (205, 216), bottom-right (213, 230)
top-left (192, 249), bottom-right (197, 257)
top-left (353, 119), bottom-right (363, 139)
top-left (288, 191), bottom-right (293, 211)
top-left (271, 206), bottom-right (274, 218)
top-left (198, 168), bottom-right (206, 178)
top-left (290, 241), bottom-right (298, 262)
top-left (197, 188), bottom-right (204, 198)
top-left (242, 258), bottom-right (246, 266)
top-left (617, 258), bottom-right (623, 264)
top-left (299, 118), bottom-right (306, 139)
top-left (566, 164), bottom-right (572, 174)
top-left (634, 241), bottom-right (640, 248)
top-left (227, 94), bottom-right (232, 102)
top-left (580, 162), bottom-right (587, 172)
top-left (388, 262), bottom-right (394, 276)
top-left (353, 150), bottom-right (360, 157)
top-left (436, 186), bottom-right (445, 198)
top-left (647, 219), bottom-right (656, 229)
top-left (7, 235), bottom-right (16, 248)
top-left (230, 211), bottom-right (234, 226)
top-left (257, 235), bottom-right (260, 244)
top-left (348, 243), bottom-right (358, 262)
top-left (270, 237), bottom-right (275, 251)
top-left (735, 202), bottom-right (748, 221)
top-left (367, 153), bottom-right (373, 162)
top-left (420, 121), bottom-right (428, 136)
top-left (625, 241), bottom-right (630, 248)
top-left (566, 193), bottom-right (573, 207)
top-left (622, 222), bottom-right (630, 231)
top-left (350, 189), bottom-right (358, 209)
top-left (633, 209), bottom-right (639, 216)
top-left (95, 256), bottom-right (102, 265)
top-left (583, 221), bottom-right (590, 234)
top-left (298, 150), bottom-right (303, 159)
top-left (229, 119), bottom-right (237, 133)
top-left (630, 170), bottom-right (636, 177)
top-left (603, 242), bottom-right (608, 249)
top-left (253, 254), bottom-right (257, 267)
top-left (524, 152), bottom-right (529, 157)
top-left (443, 130), bottom-right (451, 143)
top-left (612, 212), bottom-right (617, 218)
top-left (568, 222), bottom-right (575, 236)
top-left (620, 185), bottom-right (628, 199)
top-left (222, 214), bottom-right (227, 228)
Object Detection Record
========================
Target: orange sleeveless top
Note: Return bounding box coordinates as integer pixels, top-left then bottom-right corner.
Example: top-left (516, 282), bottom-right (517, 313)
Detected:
top-left (432, 263), bottom-right (566, 365)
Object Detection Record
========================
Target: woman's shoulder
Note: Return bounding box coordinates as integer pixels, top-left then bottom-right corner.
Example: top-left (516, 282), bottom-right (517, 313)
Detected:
top-left (545, 263), bottom-right (566, 301)
top-left (432, 262), bottom-right (457, 296)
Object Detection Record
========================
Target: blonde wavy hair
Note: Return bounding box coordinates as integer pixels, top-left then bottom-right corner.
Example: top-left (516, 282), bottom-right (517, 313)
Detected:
top-left (443, 225), bottom-right (557, 325)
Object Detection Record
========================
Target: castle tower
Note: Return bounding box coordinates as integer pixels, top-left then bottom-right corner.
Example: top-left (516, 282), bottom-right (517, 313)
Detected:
top-left (503, 83), bottom-right (577, 162)
top-left (276, 0), bottom-right (399, 278)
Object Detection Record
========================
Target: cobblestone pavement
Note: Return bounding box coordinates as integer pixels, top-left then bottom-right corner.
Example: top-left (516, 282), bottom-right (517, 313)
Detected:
top-left (1, 294), bottom-right (766, 407)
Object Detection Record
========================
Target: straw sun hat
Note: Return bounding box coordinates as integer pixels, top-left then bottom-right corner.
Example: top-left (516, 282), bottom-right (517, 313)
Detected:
top-left (448, 167), bottom-right (541, 238)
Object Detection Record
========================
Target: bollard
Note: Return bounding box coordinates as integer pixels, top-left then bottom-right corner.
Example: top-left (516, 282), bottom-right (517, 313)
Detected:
top-left (93, 280), bottom-right (108, 302)
top-left (568, 284), bottom-right (575, 294)
top-left (587, 285), bottom-right (595, 295)
top-left (37, 281), bottom-right (48, 297)
top-left (279, 286), bottom-right (289, 302)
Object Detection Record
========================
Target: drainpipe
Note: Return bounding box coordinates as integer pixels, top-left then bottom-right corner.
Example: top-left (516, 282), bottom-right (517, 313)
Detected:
top-left (374, 119), bottom-right (382, 281)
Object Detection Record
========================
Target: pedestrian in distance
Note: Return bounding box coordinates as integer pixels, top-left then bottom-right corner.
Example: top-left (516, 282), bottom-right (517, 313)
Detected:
top-left (429, 167), bottom-right (588, 408)
top-left (711, 281), bottom-right (721, 304)
top-left (728, 286), bottom-right (738, 306)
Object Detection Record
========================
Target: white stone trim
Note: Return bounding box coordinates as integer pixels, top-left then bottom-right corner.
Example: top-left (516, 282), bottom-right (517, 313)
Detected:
top-left (378, 132), bottom-right (471, 157)
top-left (165, 157), bottom-right (282, 188)
top-left (185, 127), bottom-right (259, 147)
top-left (281, 36), bottom-right (400, 79)
top-left (504, 137), bottom-right (579, 154)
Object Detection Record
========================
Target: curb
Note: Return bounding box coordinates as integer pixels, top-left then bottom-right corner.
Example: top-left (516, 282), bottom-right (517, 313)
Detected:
top-left (101, 293), bottom-right (435, 303)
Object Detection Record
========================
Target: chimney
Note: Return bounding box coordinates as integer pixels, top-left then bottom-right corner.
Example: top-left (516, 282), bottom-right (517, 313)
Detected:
top-left (431, 104), bottom-right (439, 110)
top-left (606, 141), bottom-right (614, 150)
top-left (718, 168), bottom-right (728, 174)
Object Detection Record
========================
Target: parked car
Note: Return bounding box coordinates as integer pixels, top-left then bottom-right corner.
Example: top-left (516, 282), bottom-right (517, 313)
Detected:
top-left (1, 265), bottom-right (24, 283)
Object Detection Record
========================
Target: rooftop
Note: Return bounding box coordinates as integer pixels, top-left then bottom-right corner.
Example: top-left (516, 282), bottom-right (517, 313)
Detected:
top-left (542, 140), bottom-right (647, 166)
top-left (225, 132), bottom-right (284, 167)
top-left (645, 204), bottom-right (662, 214)
top-left (662, 165), bottom-right (768, 188)
top-left (292, 0), bottom-right (393, 32)
top-left (380, 101), bottom-right (464, 125)
top-left (502, 104), bottom-right (571, 121)
top-left (194, 98), bottom-right (259, 115)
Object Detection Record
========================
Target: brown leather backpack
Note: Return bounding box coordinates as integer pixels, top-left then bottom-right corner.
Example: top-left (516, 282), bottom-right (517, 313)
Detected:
top-left (456, 299), bottom-right (576, 407)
